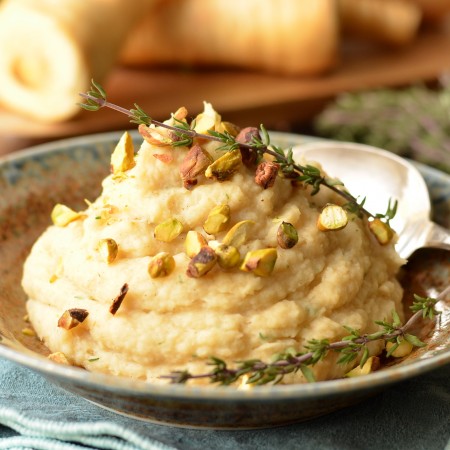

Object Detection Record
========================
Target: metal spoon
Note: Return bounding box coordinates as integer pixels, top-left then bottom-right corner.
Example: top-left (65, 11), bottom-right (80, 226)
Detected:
top-left (292, 141), bottom-right (450, 259)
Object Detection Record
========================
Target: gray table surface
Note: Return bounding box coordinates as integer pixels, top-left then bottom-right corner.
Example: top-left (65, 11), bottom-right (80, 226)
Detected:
top-left (0, 357), bottom-right (449, 450)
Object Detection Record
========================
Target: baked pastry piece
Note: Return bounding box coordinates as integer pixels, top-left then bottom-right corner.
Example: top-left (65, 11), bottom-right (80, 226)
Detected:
top-left (0, 0), bottom-right (155, 122)
top-left (120, 0), bottom-right (340, 76)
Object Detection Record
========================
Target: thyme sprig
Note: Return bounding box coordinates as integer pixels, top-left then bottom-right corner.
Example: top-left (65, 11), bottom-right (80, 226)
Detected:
top-left (161, 290), bottom-right (446, 386)
top-left (79, 82), bottom-right (391, 219)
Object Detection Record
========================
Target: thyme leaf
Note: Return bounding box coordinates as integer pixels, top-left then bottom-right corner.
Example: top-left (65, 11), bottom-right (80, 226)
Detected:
top-left (79, 81), bottom-right (396, 221)
top-left (160, 291), bottom-right (444, 386)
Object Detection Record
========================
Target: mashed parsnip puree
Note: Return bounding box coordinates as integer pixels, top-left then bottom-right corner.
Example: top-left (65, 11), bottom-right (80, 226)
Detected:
top-left (22, 104), bottom-right (404, 385)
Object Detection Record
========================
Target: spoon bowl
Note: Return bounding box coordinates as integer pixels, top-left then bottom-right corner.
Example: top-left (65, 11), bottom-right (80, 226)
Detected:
top-left (292, 141), bottom-right (450, 259)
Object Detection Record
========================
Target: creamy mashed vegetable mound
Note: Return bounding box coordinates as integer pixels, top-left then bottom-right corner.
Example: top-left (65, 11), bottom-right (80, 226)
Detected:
top-left (22, 104), bottom-right (404, 385)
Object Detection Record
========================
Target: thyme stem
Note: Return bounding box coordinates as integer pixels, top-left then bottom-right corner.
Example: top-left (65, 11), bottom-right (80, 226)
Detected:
top-left (80, 91), bottom-right (375, 217)
top-left (160, 290), bottom-right (445, 385)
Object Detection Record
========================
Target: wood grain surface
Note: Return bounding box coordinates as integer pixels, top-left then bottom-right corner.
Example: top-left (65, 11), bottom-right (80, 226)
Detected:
top-left (1, 22), bottom-right (450, 155)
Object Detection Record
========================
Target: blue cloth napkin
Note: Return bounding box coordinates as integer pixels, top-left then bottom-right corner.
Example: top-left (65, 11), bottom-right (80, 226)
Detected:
top-left (0, 358), bottom-right (449, 450)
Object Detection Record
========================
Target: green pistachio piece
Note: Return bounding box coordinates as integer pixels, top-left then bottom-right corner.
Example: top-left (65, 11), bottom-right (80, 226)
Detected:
top-left (317, 204), bottom-right (348, 231)
top-left (203, 204), bottom-right (231, 235)
top-left (345, 356), bottom-right (380, 378)
top-left (148, 252), bottom-right (176, 278)
top-left (277, 222), bottom-right (298, 249)
top-left (222, 220), bottom-right (255, 247)
top-left (185, 230), bottom-right (208, 258)
top-left (110, 131), bottom-right (135, 174)
top-left (47, 352), bottom-right (70, 365)
top-left (214, 244), bottom-right (241, 269)
top-left (368, 218), bottom-right (394, 245)
top-left (154, 218), bottom-right (183, 242)
top-left (98, 238), bottom-right (119, 264)
top-left (205, 149), bottom-right (242, 182)
top-left (186, 246), bottom-right (217, 278)
top-left (240, 248), bottom-right (277, 277)
top-left (217, 121), bottom-right (240, 137)
top-left (386, 339), bottom-right (414, 358)
top-left (51, 204), bottom-right (81, 227)
top-left (57, 308), bottom-right (89, 330)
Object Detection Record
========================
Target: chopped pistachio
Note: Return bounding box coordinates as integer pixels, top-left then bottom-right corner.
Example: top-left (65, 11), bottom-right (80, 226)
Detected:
top-left (317, 204), bottom-right (348, 231)
top-left (368, 218), bottom-right (394, 245)
top-left (206, 239), bottom-right (220, 250)
top-left (171, 106), bottom-right (188, 122)
top-left (154, 218), bottom-right (183, 242)
top-left (185, 230), bottom-right (208, 258)
top-left (98, 238), bottom-right (119, 264)
top-left (236, 127), bottom-right (260, 167)
top-left (48, 352), bottom-right (70, 365)
top-left (51, 204), bottom-right (81, 227)
top-left (21, 327), bottom-right (36, 337)
top-left (217, 121), bottom-right (240, 137)
top-left (109, 283), bottom-right (129, 315)
top-left (203, 204), bottom-right (231, 235)
top-left (386, 339), bottom-right (414, 358)
top-left (153, 153), bottom-right (173, 164)
top-left (49, 258), bottom-right (64, 283)
top-left (193, 101), bottom-right (221, 134)
top-left (138, 124), bottom-right (172, 146)
top-left (205, 149), bottom-right (242, 182)
top-left (345, 356), bottom-right (380, 377)
top-left (240, 248), bottom-right (277, 277)
top-left (214, 244), bottom-right (241, 269)
top-left (255, 161), bottom-right (279, 189)
top-left (148, 252), bottom-right (176, 278)
top-left (179, 144), bottom-right (213, 189)
top-left (58, 308), bottom-right (89, 330)
top-left (110, 131), bottom-right (135, 174)
top-left (186, 246), bottom-right (217, 278)
top-left (277, 222), bottom-right (298, 249)
top-left (222, 220), bottom-right (255, 247)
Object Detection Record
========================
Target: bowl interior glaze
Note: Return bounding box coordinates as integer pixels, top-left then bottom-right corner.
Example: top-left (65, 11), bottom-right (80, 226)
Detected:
top-left (0, 131), bottom-right (449, 429)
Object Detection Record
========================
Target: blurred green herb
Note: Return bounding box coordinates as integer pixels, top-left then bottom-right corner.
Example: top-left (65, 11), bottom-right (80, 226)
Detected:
top-left (315, 81), bottom-right (450, 173)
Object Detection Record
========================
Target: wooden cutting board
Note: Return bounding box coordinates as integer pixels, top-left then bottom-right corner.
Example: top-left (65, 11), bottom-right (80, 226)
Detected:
top-left (2, 22), bottom-right (450, 154)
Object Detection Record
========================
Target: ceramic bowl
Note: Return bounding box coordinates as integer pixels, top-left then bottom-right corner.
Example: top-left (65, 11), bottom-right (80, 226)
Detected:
top-left (0, 131), bottom-right (449, 429)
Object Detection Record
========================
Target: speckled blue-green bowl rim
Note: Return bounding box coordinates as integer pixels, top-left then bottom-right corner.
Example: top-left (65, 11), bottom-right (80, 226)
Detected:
top-left (0, 130), bottom-right (448, 405)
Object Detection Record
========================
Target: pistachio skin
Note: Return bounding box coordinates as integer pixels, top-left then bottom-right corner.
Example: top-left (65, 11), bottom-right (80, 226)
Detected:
top-left (255, 161), bottom-right (279, 189)
top-left (58, 308), bottom-right (89, 330)
top-left (186, 246), bottom-right (217, 278)
top-left (179, 144), bottom-right (213, 189)
top-left (277, 222), bottom-right (298, 249)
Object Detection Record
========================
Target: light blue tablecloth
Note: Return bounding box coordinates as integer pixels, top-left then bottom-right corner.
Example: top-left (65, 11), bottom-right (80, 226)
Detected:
top-left (0, 358), bottom-right (449, 450)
